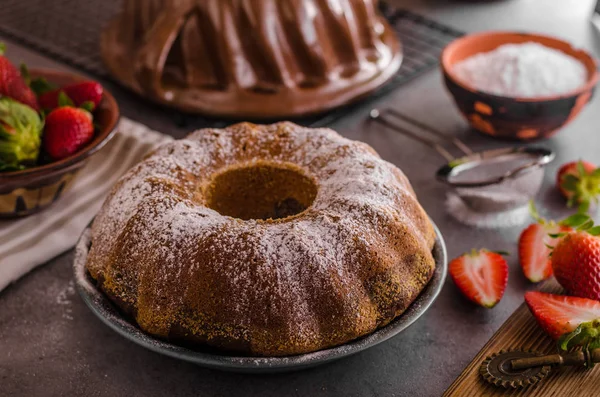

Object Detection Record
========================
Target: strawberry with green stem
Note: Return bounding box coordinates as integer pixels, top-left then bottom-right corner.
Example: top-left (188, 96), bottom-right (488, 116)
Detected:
top-left (557, 160), bottom-right (600, 213)
top-left (549, 213), bottom-right (600, 301)
top-left (43, 102), bottom-right (94, 160)
top-left (0, 43), bottom-right (39, 111)
top-left (36, 80), bottom-right (102, 112)
top-left (526, 291), bottom-right (600, 364)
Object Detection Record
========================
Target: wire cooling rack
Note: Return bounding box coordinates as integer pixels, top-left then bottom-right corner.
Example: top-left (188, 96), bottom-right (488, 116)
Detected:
top-left (0, 0), bottom-right (463, 127)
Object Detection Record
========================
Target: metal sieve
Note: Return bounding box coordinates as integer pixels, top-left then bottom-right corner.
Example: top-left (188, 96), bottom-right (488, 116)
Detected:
top-left (369, 109), bottom-right (555, 213)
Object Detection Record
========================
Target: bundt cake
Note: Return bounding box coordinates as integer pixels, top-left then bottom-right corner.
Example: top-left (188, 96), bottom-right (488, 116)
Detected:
top-left (101, 0), bottom-right (402, 118)
top-left (86, 122), bottom-right (436, 356)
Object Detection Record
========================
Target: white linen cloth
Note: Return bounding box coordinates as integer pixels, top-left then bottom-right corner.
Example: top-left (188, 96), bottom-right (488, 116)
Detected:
top-left (0, 118), bottom-right (171, 292)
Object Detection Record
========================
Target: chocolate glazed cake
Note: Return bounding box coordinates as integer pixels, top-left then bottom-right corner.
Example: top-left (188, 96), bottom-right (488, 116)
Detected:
top-left (101, 0), bottom-right (402, 118)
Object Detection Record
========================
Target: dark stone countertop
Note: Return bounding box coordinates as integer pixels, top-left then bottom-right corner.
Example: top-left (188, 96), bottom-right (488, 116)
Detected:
top-left (1, 0), bottom-right (599, 396)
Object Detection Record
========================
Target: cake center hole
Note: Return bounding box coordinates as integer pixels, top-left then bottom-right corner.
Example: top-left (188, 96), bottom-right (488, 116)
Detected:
top-left (205, 162), bottom-right (318, 221)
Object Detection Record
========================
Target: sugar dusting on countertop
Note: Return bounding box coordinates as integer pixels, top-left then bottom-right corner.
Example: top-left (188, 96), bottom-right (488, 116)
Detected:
top-left (56, 280), bottom-right (75, 320)
top-left (446, 193), bottom-right (530, 228)
top-left (453, 42), bottom-right (587, 97)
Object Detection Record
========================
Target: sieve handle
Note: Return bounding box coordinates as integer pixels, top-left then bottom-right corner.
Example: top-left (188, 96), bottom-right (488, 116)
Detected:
top-left (386, 109), bottom-right (473, 156)
top-left (369, 109), bottom-right (455, 162)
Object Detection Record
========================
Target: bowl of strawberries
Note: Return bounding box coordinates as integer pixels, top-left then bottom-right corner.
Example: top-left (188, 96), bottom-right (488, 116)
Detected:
top-left (0, 46), bottom-right (119, 218)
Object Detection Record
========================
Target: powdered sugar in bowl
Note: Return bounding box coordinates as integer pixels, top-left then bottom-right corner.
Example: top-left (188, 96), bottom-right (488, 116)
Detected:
top-left (441, 31), bottom-right (599, 140)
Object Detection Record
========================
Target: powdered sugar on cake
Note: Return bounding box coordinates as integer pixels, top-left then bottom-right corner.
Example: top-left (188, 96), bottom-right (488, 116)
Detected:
top-left (86, 122), bottom-right (435, 353)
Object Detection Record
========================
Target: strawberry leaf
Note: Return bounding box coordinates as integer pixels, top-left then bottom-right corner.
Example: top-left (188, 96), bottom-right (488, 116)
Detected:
top-left (548, 233), bottom-right (566, 239)
top-left (57, 91), bottom-right (74, 107)
top-left (80, 101), bottom-right (95, 113)
top-left (561, 213), bottom-right (591, 227)
top-left (563, 174), bottom-right (580, 184)
top-left (558, 319), bottom-right (600, 367)
top-left (578, 201), bottom-right (591, 214)
top-left (30, 77), bottom-right (57, 96)
top-left (19, 63), bottom-right (30, 86)
top-left (588, 226), bottom-right (600, 236)
top-left (562, 178), bottom-right (579, 194)
top-left (578, 219), bottom-right (595, 231)
top-left (0, 43), bottom-right (6, 56)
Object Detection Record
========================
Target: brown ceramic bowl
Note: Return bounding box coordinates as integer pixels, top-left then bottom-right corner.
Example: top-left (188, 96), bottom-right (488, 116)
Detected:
top-left (441, 31), bottom-right (599, 140)
top-left (0, 69), bottom-right (119, 218)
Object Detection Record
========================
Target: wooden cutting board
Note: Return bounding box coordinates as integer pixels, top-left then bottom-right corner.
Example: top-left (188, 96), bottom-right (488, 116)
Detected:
top-left (444, 280), bottom-right (600, 396)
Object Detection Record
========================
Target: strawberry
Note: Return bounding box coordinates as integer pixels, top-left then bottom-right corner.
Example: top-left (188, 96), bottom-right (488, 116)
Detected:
top-left (38, 81), bottom-right (103, 111)
top-left (449, 249), bottom-right (508, 308)
top-left (42, 107), bottom-right (94, 160)
top-left (525, 291), bottom-right (600, 342)
top-left (557, 160), bottom-right (600, 212)
top-left (0, 44), bottom-right (39, 111)
top-left (518, 202), bottom-right (572, 282)
top-left (519, 223), bottom-right (570, 282)
top-left (551, 215), bottom-right (600, 301)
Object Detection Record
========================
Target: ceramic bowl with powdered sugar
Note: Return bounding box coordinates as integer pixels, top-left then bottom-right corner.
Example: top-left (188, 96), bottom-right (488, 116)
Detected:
top-left (441, 31), bottom-right (599, 140)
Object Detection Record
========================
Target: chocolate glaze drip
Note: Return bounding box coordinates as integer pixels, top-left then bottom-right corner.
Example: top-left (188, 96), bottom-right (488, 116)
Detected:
top-left (101, 0), bottom-right (402, 118)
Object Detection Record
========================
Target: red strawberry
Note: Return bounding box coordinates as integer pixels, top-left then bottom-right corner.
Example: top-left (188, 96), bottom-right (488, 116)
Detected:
top-left (449, 249), bottom-right (508, 308)
top-left (557, 160), bottom-right (600, 211)
top-left (38, 81), bottom-right (103, 111)
top-left (525, 291), bottom-right (600, 340)
top-left (0, 45), bottom-right (39, 111)
top-left (43, 107), bottom-right (94, 160)
top-left (518, 203), bottom-right (572, 283)
top-left (552, 227), bottom-right (600, 301)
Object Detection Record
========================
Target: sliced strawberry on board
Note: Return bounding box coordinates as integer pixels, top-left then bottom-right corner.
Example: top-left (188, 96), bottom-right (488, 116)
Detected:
top-left (525, 291), bottom-right (600, 343)
top-left (449, 249), bottom-right (508, 308)
top-left (518, 203), bottom-right (572, 283)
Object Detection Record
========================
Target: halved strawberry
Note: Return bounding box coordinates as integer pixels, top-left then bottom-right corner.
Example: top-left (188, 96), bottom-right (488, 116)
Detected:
top-left (525, 291), bottom-right (600, 341)
top-left (449, 249), bottom-right (508, 308)
top-left (518, 203), bottom-right (572, 282)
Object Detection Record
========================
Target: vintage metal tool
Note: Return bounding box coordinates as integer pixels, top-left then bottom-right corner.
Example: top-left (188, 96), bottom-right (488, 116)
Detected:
top-left (369, 108), bottom-right (555, 213)
top-left (480, 348), bottom-right (600, 389)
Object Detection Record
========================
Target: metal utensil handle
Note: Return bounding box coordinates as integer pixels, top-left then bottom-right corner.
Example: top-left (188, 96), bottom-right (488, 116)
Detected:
top-left (512, 348), bottom-right (600, 370)
top-left (369, 109), bottom-right (455, 162)
top-left (386, 109), bottom-right (473, 155)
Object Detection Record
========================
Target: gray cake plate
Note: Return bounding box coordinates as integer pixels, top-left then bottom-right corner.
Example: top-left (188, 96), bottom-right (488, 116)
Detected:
top-left (74, 222), bottom-right (447, 373)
